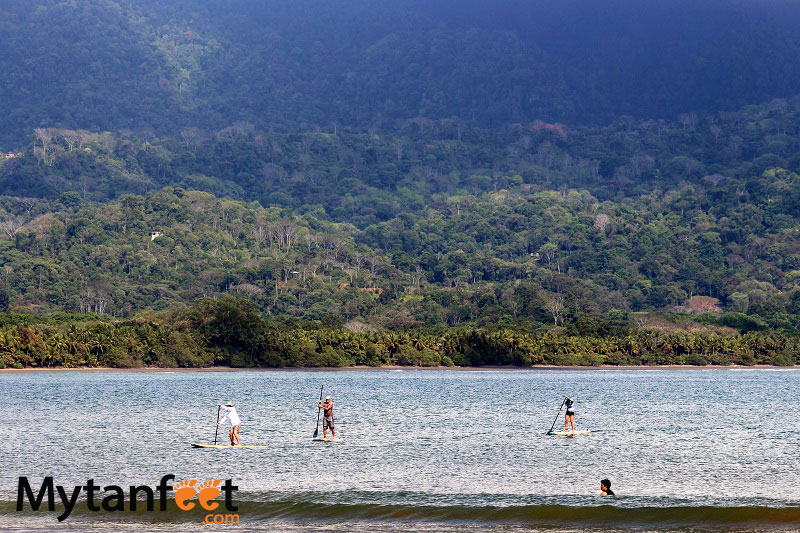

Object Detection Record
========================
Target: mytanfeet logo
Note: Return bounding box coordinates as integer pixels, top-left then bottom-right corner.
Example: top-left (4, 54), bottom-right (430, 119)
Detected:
top-left (17, 475), bottom-right (240, 524)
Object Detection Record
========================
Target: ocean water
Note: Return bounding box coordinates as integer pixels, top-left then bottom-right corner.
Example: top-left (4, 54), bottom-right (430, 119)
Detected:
top-left (0, 368), bottom-right (798, 531)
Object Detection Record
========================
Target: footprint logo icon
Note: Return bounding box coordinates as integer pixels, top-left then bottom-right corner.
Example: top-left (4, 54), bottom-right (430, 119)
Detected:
top-left (197, 479), bottom-right (222, 511)
top-left (174, 479), bottom-right (198, 510)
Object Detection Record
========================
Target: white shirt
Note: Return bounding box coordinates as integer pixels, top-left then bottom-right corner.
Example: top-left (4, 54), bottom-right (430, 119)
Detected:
top-left (219, 406), bottom-right (241, 427)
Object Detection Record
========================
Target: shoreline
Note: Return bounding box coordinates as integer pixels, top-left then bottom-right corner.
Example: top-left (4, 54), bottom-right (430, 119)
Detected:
top-left (0, 363), bottom-right (796, 374)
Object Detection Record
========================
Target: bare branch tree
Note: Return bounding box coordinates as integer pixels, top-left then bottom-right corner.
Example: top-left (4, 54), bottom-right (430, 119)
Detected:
top-left (702, 174), bottom-right (727, 189)
top-left (254, 222), bottom-right (268, 247)
top-left (181, 127), bottom-right (206, 154)
top-left (33, 128), bottom-right (55, 166)
top-left (544, 294), bottom-right (565, 326)
top-left (593, 213), bottom-right (611, 233)
top-left (0, 218), bottom-right (23, 239)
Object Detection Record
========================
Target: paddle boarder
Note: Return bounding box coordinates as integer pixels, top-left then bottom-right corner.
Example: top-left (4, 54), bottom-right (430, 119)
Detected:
top-left (318, 396), bottom-right (335, 440)
top-left (564, 396), bottom-right (576, 432)
top-left (217, 402), bottom-right (242, 446)
top-left (600, 479), bottom-right (615, 496)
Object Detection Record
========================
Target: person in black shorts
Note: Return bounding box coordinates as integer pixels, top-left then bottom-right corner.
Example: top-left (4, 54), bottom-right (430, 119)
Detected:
top-left (600, 479), bottom-right (615, 496)
top-left (564, 396), bottom-right (576, 432)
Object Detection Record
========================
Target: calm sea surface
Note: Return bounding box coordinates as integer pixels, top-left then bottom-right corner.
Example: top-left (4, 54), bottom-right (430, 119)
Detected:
top-left (0, 368), bottom-right (798, 531)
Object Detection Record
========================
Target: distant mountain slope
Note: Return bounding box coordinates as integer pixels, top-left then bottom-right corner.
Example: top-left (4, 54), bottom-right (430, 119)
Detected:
top-left (3, 0), bottom-right (800, 145)
top-left (2, 96), bottom-right (799, 223)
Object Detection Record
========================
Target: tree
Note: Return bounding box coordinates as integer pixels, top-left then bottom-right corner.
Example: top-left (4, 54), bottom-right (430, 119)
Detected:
top-left (544, 294), bottom-right (565, 326)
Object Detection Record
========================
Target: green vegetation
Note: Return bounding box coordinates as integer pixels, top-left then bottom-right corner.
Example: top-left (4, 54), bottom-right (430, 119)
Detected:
top-left (2, 1), bottom-right (800, 366)
top-left (3, 1), bottom-right (800, 145)
top-left (5, 95), bottom-right (800, 213)
top-left (1, 298), bottom-right (797, 369)
top-left (3, 106), bottom-right (800, 332)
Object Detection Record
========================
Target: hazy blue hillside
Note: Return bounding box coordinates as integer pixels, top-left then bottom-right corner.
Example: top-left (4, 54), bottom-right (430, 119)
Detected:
top-left (3, 0), bottom-right (800, 146)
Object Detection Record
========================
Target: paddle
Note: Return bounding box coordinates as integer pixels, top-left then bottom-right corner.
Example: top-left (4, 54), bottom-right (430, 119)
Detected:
top-left (214, 404), bottom-right (221, 445)
top-left (312, 385), bottom-right (324, 438)
top-left (546, 397), bottom-right (567, 435)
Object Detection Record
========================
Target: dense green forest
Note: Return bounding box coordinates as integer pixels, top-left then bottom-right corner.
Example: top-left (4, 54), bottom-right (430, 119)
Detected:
top-left (3, 0), bottom-right (800, 145)
top-left (2, 98), bottom-right (800, 336)
top-left (2, 0), bottom-right (800, 367)
top-left (3, 95), bottom-right (800, 209)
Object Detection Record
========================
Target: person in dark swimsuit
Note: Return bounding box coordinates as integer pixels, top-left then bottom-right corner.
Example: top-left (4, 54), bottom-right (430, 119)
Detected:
top-left (564, 396), bottom-right (575, 432)
top-left (600, 479), bottom-right (615, 496)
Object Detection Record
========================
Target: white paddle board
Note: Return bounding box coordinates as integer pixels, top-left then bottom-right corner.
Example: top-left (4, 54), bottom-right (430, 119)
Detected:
top-left (191, 443), bottom-right (268, 448)
top-left (551, 430), bottom-right (592, 436)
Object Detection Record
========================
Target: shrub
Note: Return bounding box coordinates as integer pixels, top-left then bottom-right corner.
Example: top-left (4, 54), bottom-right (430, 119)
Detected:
top-left (365, 342), bottom-right (388, 366)
top-left (686, 353), bottom-right (709, 366)
top-left (604, 352), bottom-right (629, 365)
top-left (707, 352), bottom-right (731, 365)
top-left (546, 352), bottom-right (578, 365)
top-left (257, 350), bottom-right (286, 367)
top-left (771, 352), bottom-right (796, 366)
top-left (99, 346), bottom-right (138, 368)
top-left (719, 313), bottom-right (768, 333)
top-left (577, 352), bottom-right (604, 366)
top-left (419, 349), bottom-right (440, 366)
top-left (451, 351), bottom-right (471, 366)
top-left (282, 338), bottom-right (318, 366)
top-left (318, 345), bottom-right (347, 367)
top-left (226, 350), bottom-right (257, 368)
top-left (395, 346), bottom-right (422, 366)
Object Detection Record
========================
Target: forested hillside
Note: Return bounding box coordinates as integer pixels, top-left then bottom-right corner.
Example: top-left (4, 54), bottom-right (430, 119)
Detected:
top-left (3, 95), bottom-right (800, 211)
top-left (3, 0), bottom-right (800, 145)
top-left (3, 148), bottom-right (800, 332)
top-left (2, 0), bottom-right (800, 367)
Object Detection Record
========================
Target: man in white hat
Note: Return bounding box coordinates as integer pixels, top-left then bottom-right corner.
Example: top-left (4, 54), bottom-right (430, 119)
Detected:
top-left (217, 401), bottom-right (242, 446)
top-left (318, 396), bottom-right (335, 440)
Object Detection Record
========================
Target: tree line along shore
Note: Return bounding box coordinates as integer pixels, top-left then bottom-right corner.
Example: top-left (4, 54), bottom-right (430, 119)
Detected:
top-left (0, 298), bottom-right (796, 370)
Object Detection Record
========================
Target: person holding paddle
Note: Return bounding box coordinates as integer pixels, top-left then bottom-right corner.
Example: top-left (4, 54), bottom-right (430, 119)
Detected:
top-left (564, 396), bottom-right (576, 432)
top-left (318, 396), bottom-right (335, 440)
top-left (217, 401), bottom-right (242, 446)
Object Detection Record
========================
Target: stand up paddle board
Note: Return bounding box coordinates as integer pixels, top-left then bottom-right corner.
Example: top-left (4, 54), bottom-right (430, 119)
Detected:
top-left (312, 438), bottom-right (343, 442)
top-left (191, 444), bottom-right (268, 449)
top-left (551, 430), bottom-right (592, 436)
